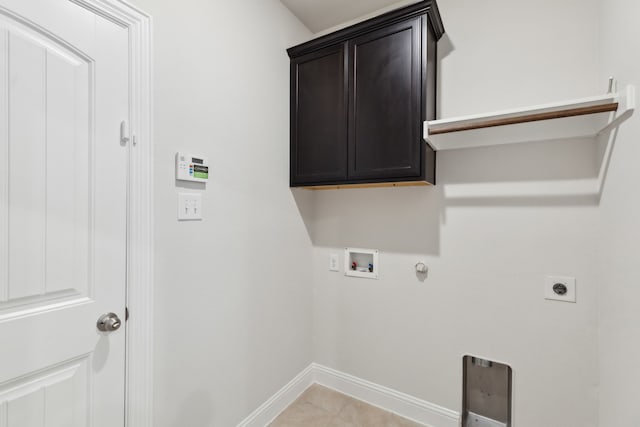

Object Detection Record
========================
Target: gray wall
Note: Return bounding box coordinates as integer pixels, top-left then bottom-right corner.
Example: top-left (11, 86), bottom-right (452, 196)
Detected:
top-left (598, 0), bottom-right (640, 424)
top-left (309, 0), bottom-right (602, 425)
top-left (129, 0), bottom-right (314, 425)
top-left (125, 0), bottom-right (640, 425)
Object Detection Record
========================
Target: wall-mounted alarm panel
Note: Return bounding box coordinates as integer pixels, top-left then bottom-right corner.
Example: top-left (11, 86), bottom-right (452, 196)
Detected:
top-left (176, 152), bottom-right (209, 183)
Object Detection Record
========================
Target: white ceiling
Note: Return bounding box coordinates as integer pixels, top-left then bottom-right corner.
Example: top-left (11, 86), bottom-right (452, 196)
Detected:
top-left (280, 0), bottom-right (419, 34)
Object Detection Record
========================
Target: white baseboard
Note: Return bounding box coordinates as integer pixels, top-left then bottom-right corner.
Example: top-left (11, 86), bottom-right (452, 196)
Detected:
top-left (236, 364), bottom-right (315, 427)
top-left (237, 363), bottom-right (461, 427)
top-left (313, 364), bottom-right (461, 427)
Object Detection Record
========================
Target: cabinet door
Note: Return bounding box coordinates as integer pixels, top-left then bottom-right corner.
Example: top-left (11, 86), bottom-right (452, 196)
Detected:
top-left (291, 44), bottom-right (348, 185)
top-left (348, 17), bottom-right (423, 180)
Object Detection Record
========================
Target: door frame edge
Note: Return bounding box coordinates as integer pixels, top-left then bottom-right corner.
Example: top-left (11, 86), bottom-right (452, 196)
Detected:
top-left (69, 1), bottom-right (154, 426)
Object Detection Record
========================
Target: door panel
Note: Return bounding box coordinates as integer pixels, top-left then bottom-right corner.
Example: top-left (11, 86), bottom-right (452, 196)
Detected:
top-left (2, 27), bottom-right (91, 311)
top-left (45, 49), bottom-right (90, 297)
top-left (348, 18), bottom-right (423, 179)
top-left (6, 32), bottom-right (47, 300)
top-left (291, 44), bottom-right (347, 185)
top-left (0, 1), bottom-right (128, 425)
top-left (0, 356), bottom-right (89, 427)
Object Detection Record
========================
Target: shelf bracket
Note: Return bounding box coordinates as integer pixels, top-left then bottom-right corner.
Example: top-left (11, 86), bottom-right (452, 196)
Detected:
top-left (598, 84), bottom-right (635, 136)
top-left (607, 76), bottom-right (614, 94)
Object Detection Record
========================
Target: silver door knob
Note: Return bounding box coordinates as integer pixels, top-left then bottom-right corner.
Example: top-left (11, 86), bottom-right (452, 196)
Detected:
top-left (97, 312), bottom-right (122, 332)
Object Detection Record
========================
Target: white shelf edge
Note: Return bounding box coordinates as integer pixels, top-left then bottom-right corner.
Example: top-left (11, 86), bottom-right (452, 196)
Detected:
top-left (424, 85), bottom-right (636, 151)
top-left (428, 92), bottom-right (616, 128)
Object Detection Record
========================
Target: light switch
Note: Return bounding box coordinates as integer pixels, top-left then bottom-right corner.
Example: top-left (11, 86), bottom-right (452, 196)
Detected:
top-left (178, 193), bottom-right (202, 221)
top-left (329, 253), bottom-right (339, 272)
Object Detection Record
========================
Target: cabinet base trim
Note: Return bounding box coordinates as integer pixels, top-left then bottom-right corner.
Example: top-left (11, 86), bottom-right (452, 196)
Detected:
top-left (300, 181), bottom-right (431, 190)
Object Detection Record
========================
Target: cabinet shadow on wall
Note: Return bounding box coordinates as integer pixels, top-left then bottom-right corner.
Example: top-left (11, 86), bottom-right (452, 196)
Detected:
top-left (294, 184), bottom-right (444, 255)
top-left (435, 32), bottom-right (454, 117)
top-left (291, 136), bottom-right (602, 256)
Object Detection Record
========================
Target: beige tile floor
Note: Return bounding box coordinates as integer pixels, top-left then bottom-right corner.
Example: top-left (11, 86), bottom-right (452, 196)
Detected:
top-left (269, 384), bottom-right (425, 427)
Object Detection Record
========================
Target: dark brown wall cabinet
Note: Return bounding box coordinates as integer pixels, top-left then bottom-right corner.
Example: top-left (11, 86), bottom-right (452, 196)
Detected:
top-left (288, 1), bottom-right (445, 188)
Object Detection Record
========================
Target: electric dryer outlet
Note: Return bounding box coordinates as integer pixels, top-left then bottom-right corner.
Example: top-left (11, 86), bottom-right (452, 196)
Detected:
top-left (544, 276), bottom-right (576, 303)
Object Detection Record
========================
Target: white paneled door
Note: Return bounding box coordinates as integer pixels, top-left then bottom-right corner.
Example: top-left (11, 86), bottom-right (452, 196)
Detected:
top-left (0, 0), bottom-right (129, 425)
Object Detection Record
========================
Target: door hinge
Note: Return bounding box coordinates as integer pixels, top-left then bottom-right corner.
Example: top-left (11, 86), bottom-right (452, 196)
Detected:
top-left (125, 307), bottom-right (130, 321)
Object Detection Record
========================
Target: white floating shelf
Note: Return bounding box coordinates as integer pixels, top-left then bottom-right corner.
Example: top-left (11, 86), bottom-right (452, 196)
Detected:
top-left (424, 85), bottom-right (635, 151)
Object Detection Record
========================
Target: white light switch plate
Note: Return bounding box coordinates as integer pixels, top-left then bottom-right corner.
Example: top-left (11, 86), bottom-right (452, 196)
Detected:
top-left (329, 254), bottom-right (339, 272)
top-left (544, 276), bottom-right (576, 303)
top-left (178, 193), bottom-right (202, 221)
